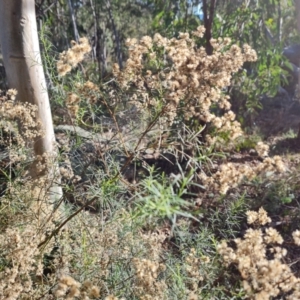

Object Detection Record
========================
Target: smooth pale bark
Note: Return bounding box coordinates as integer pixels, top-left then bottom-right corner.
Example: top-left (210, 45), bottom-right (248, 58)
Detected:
top-left (0, 0), bottom-right (62, 200)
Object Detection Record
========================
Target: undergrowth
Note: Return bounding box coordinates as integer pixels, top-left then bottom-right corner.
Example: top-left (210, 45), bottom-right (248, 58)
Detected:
top-left (1, 26), bottom-right (300, 300)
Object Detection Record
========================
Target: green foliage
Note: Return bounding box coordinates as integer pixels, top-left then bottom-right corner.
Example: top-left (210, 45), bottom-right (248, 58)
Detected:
top-left (265, 179), bottom-right (297, 207)
top-left (133, 167), bottom-right (197, 223)
top-left (235, 135), bottom-right (260, 152)
top-left (214, 0), bottom-right (295, 121)
top-left (150, 0), bottom-right (201, 37)
top-left (209, 194), bottom-right (248, 239)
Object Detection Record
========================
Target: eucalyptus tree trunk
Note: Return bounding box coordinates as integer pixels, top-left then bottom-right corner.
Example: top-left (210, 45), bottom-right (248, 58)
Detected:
top-left (0, 0), bottom-right (62, 201)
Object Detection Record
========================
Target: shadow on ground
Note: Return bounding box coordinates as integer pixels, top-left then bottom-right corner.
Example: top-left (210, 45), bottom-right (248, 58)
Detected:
top-left (252, 95), bottom-right (300, 155)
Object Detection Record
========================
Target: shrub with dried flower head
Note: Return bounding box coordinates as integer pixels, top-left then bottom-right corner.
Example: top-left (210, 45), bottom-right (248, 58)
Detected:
top-left (65, 81), bottom-right (101, 119)
top-left (0, 165), bottom-right (62, 299)
top-left (199, 154), bottom-right (286, 194)
top-left (57, 37), bottom-right (91, 77)
top-left (0, 89), bottom-right (68, 299)
top-left (54, 32), bottom-right (288, 197)
top-left (185, 248), bottom-right (210, 294)
top-left (110, 27), bottom-right (289, 194)
top-left (53, 275), bottom-right (100, 299)
top-left (218, 207), bottom-right (300, 299)
top-left (0, 89), bottom-right (44, 148)
top-left (113, 26), bottom-right (256, 136)
top-left (132, 258), bottom-right (167, 300)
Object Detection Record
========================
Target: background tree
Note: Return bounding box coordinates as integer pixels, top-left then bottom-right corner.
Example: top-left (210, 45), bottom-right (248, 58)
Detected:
top-left (212, 0), bottom-right (297, 124)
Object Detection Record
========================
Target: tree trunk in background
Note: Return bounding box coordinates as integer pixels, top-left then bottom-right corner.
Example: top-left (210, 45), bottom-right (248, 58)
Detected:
top-left (294, 0), bottom-right (300, 141)
top-left (295, 0), bottom-right (300, 64)
top-left (0, 0), bottom-right (62, 201)
top-left (296, 0), bottom-right (300, 32)
top-left (107, 0), bottom-right (123, 69)
top-left (67, 0), bottom-right (80, 42)
top-left (202, 0), bottom-right (217, 55)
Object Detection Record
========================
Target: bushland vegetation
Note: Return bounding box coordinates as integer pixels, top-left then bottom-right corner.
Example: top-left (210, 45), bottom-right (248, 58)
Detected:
top-left (2, 1), bottom-right (300, 299)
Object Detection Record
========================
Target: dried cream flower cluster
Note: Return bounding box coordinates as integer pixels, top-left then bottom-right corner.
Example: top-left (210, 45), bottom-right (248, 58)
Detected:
top-left (293, 230), bottom-right (300, 246)
top-left (132, 258), bottom-right (167, 300)
top-left (0, 176), bottom-right (59, 300)
top-left (65, 92), bottom-right (81, 117)
top-left (246, 207), bottom-right (271, 225)
top-left (0, 227), bottom-right (41, 299)
top-left (105, 295), bottom-right (125, 300)
top-left (76, 80), bottom-right (100, 104)
top-left (54, 275), bottom-right (100, 299)
top-left (65, 81), bottom-right (100, 118)
top-left (139, 229), bottom-right (167, 261)
top-left (200, 154), bottom-right (285, 194)
top-left (255, 141), bottom-right (269, 158)
top-left (218, 208), bottom-right (300, 299)
top-left (0, 89), bottom-right (43, 147)
top-left (57, 37), bottom-right (91, 76)
top-left (113, 26), bottom-right (256, 140)
top-left (185, 248), bottom-right (210, 294)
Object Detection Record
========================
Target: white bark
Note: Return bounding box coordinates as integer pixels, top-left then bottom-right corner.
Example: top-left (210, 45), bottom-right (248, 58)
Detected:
top-left (0, 0), bottom-right (62, 201)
